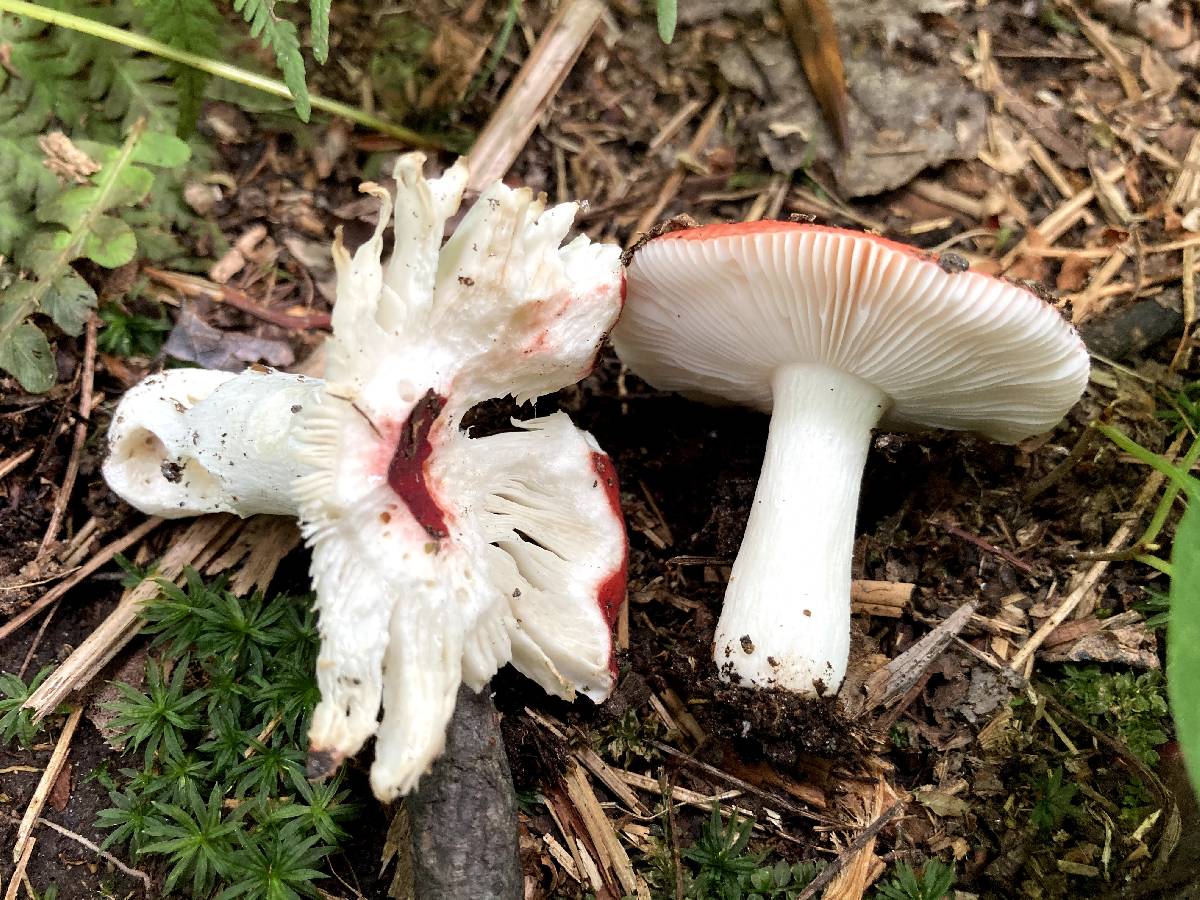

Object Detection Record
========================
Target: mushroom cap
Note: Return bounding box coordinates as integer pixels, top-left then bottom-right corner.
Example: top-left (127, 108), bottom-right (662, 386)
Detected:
top-left (613, 221), bottom-right (1091, 443)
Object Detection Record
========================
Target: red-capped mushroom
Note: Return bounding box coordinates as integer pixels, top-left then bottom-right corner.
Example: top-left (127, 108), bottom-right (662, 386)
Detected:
top-left (613, 220), bottom-right (1090, 696)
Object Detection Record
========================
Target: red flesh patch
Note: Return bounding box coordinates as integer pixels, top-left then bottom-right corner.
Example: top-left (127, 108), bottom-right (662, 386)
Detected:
top-left (387, 390), bottom-right (450, 539)
top-left (590, 451), bottom-right (628, 677)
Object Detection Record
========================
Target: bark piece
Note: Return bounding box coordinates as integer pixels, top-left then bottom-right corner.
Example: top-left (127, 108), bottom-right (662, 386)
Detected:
top-left (406, 685), bottom-right (521, 900)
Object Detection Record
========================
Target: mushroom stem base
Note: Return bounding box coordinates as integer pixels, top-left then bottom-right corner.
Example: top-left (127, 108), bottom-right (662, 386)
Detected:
top-left (714, 363), bottom-right (887, 694)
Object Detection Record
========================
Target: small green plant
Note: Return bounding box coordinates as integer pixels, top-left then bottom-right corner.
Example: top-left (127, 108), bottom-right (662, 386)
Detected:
top-left (680, 804), bottom-right (820, 899)
top-left (106, 655), bottom-right (204, 765)
top-left (1134, 588), bottom-right (1170, 632)
top-left (888, 724), bottom-right (912, 749)
top-left (96, 577), bottom-right (351, 898)
top-left (1029, 767), bottom-right (1079, 833)
top-left (140, 786), bottom-right (242, 896)
top-left (872, 860), bottom-right (955, 900)
top-left (97, 301), bottom-right (171, 357)
top-left (1054, 665), bottom-right (1170, 767)
top-left (0, 665), bottom-right (56, 747)
top-left (1119, 777), bottom-right (1155, 830)
top-left (0, 121), bottom-right (189, 391)
top-left (1096, 422), bottom-right (1200, 799)
top-left (594, 709), bottom-right (662, 768)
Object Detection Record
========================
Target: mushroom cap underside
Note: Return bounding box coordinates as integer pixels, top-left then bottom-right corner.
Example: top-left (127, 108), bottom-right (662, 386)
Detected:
top-left (612, 221), bottom-right (1091, 443)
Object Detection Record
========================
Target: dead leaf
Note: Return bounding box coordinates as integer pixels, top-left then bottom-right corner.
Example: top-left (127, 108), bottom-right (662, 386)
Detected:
top-left (722, 31), bottom-right (986, 198)
top-left (48, 762), bottom-right (72, 812)
top-left (39, 132), bottom-right (100, 184)
top-left (914, 788), bottom-right (970, 817)
top-left (1057, 254), bottom-right (1097, 292)
top-left (165, 308), bottom-right (295, 371)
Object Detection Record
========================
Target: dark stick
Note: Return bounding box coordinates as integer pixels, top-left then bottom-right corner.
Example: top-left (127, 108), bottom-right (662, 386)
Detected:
top-left (407, 685), bottom-right (522, 900)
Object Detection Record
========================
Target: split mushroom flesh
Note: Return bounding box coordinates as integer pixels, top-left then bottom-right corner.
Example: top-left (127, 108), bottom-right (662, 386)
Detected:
top-left (104, 154), bottom-right (628, 799)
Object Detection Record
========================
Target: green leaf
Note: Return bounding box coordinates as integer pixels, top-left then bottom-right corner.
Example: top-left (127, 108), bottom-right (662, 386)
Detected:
top-left (89, 55), bottom-right (177, 133)
top-left (656, 0), bottom-right (677, 43)
top-left (0, 317), bottom-right (55, 392)
top-left (132, 132), bottom-right (192, 168)
top-left (310, 0), bottom-right (331, 64)
top-left (82, 215), bottom-right (136, 267)
top-left (41, 270), bottom-right (96, 336)
top-left (111, 165), bottom-right (157, 206)
top-left (1170, 498), bottom-right (1200, 799)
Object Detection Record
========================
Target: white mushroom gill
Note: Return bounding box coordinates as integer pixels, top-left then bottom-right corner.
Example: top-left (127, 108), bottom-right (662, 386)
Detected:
top-left (102, 154), bottom-right (627, 801)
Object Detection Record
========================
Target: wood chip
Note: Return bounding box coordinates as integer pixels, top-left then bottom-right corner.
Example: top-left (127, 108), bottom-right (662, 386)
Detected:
top-left (863, 601), bottom-right (977, 709)
top-left (563, 763), bottom-right (637, 896)
top-left (822, 780), bottom-right (892, 900)
top-left (850, 580), bottom-right (914, 617)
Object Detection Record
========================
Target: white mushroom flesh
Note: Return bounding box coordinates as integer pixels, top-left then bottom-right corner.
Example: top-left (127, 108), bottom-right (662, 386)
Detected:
top-left (102, 154), bottom-right (627, 800)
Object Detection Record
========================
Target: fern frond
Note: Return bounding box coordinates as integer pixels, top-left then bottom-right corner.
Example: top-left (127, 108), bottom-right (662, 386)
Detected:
top-left (89, 55), bottom-right (177, 133)
top-left (137, 0), bottom-right (222, 135)
top-left (230, 0), bottom-right (311, 120)
top-left (309, 0), bottom-right (329, 64)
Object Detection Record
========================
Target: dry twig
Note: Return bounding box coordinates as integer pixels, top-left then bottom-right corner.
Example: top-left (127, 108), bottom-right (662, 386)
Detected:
top-left (465, 0), bottom-right (604, 194)
top-left (12, 706), bottom-right (82, 871)
top-left (0, 517), bottom-right (163, 646)
top-left (38, 316), bottom-right (98, 556)
top-left (144, 267), bottom-right (332, 331)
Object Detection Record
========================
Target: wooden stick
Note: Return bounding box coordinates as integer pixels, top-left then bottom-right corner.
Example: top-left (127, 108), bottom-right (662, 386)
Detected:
top-left (0, 448), bottom-right (35, 485)
top-left (1170, 244), bottom-right (1197, 371)
top-left (1067, 1), bottom-right (1141, 100)
top-left (25, 516), bottom-right (236, 720)
top-left (144, 267), bottom-right (332, 331)
top-left (0, 517), bottom-right (163, 645)
top-left (849, 580), bottom-right (914, 618)
top-left (999, 165), bottom-right (1125, 270)
top-left (795, 799), bottom-right (906, 900)
top-left (648, 740), bottom-right (832, 822)
top-left (629, 94), bottom-right (727, 245)
top-left (863, 602), bottom-right (977, 709)
top-left (39, 316), bottom-right (98, 555)
top-left (13, 706), bottom-right (82, 864)
top-left (3, 835), bottom-right (34, 900)
top-left (1167, 133), bottom-right (1200, 209)
top-left (464, 0), bottom-right (603, 194)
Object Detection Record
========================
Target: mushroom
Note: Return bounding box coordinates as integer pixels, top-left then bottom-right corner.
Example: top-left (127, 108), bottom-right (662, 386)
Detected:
top-left (612, 221), bottom-right (1090, 696)
top-left (103, 153), bottom-right (628, 799)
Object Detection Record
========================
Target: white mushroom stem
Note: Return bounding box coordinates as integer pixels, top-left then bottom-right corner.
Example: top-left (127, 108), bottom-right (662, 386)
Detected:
top-left (713, 363), bottom-right (888, 695)
top-left (103, 368), bottom-right (321, 518)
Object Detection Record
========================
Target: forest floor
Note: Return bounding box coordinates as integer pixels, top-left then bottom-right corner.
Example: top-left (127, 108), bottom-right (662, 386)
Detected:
top-left (1, 0), bottom-right (1199, 898)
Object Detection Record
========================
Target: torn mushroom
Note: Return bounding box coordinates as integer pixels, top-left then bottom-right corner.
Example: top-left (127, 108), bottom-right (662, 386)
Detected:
top-left (103, 154), bottom-right (627, 800)
top-left (613, 221), bottom-right (1090, 696)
